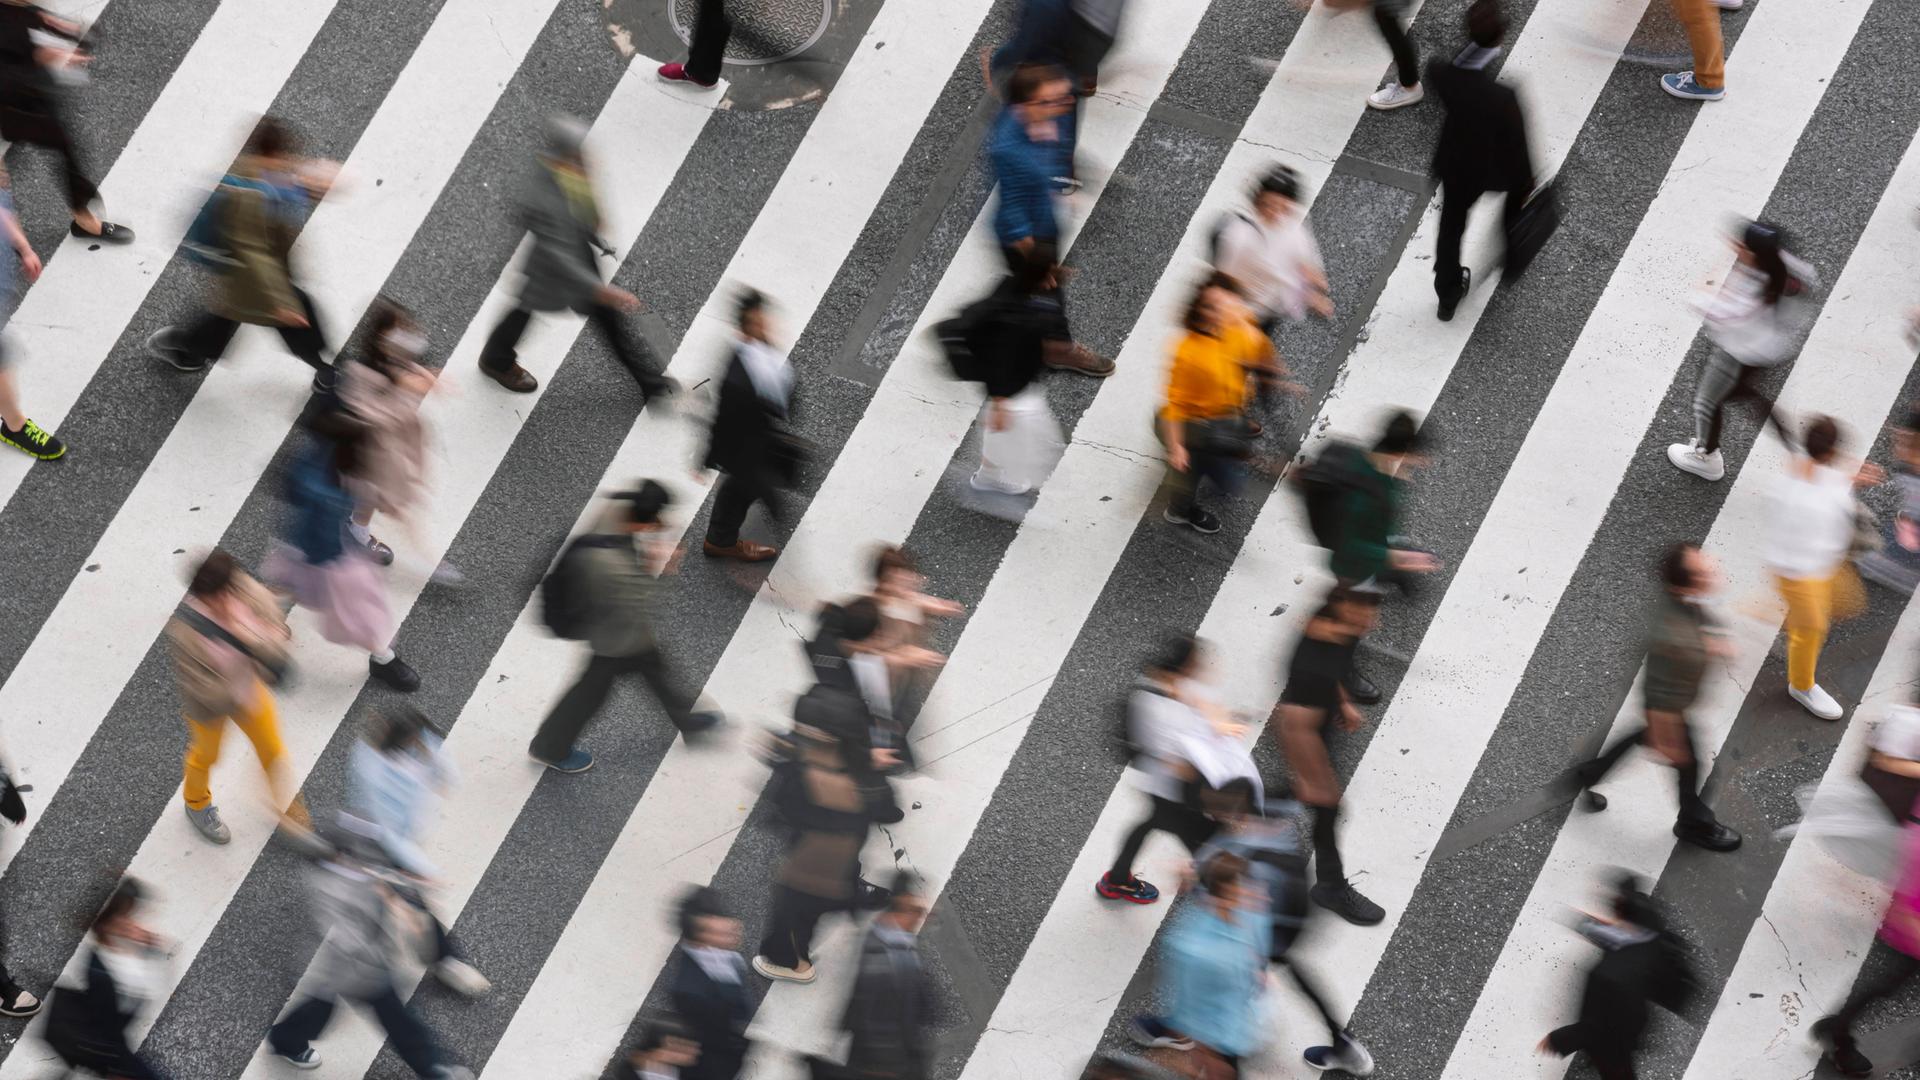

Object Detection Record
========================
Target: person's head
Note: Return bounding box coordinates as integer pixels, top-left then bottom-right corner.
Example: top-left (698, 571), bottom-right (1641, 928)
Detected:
top-left (1372, 410), bottom-right (1426, 466)
top-left (91, 877), bottom-right (146, 944)
top-left (1251, 165), bottom-right (1303, 223)
top-left (737, 288), bottom-right (770, 343)
top-left (542, 112), bottom-right (590, 167)
top-left (1608, 873), bottom-right (1665, 932)
top-left (1803, 414), bottom-right (1841, 465)
top-left (821, 598), bottom-right (884, 653)
top-left (1323, 586), bottom-right (1383, 636)
top-left (872, 544), bottom-right (921, 597)
top-left (369, 705), bottom-right (435, 757)
top-left (628, 1018), bottom-right (701, 1070)
top-left (1008, 63), bottom-right (1075, 125)
top-left (1659, 542), bottom-right (1718, 599)
top-left (614, 480), bottom-right (673, 534)
top-left (1144, 632), bottom-right (1204, 686)
top-left (880, 872), bottom-right (931, 935)
top-left (1735, 219), bottom-right (1793, 305)
top-left (1198, 851), bottom-right (1253, 913)
top-left (1465, 0), bottom-right (1507, 47)
top-left (1182, 277), bottom-right (1240, 336)
top-left (676, 886), bottom-right (743, 951)
top-left (187, 548), bottom-right (239, 601)
top-left (243, 116), bottom-right (296, 167)
top-left (365, 297), bottom-right (424, 374)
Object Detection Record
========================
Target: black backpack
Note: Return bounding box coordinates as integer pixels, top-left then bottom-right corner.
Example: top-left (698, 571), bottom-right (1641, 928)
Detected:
top-left (1294, 440), bottom-right (1373, 550)
top-left (934, 295), bottom-right (1003, 383)
top-left (539, 534), bottom-right (626, 640)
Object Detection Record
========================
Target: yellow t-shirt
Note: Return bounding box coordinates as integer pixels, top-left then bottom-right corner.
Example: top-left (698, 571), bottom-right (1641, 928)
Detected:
top-left (1159, 318), bottom-right (1274, 425)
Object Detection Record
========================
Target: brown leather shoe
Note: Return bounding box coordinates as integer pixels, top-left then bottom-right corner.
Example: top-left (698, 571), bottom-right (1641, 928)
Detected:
top-left (481, 363), bottom-right (538, 393)
top-left (1044, 340), bottom-right (1115, 377)
top-left (702, 539), bottom-right (779, 562)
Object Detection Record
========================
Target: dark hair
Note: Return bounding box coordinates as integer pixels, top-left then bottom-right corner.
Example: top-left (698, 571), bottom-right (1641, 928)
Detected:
top-left (1182, 278), bottom-right (1232, 335)
top-left (1199, 851), bottom-right (1248, 896)
top-left (1007, 62), bottom-right (1067, 106)
top-left (1741, 220), bottom-right (1793, 306)
top-left (888, 870), bottom-right (926, 905)
top-left (1466, 0), bottom-right (1507, 46)
top-left (1255, 165), bottom-right (1301, 203)
top-left (631, 1017), bottom-right (693, 1056)
top-left (676, 885), bottom-right (731, 939)
top-left (617, 479), bottom-right (673, 527)
top-left (188, 549), bottom-right (238, 598)
top-left (92, 877), bottom-right (144, 934)
top-left (822, 598), bottom-right (883, 644)
top-left (1374, 411), bottom-right (1424, 456)
top-left (244, 116), bottom-right (295, 160)
top-left (363, 297), bottom-right (414, 378)
top-left (373, 706), bottom-right (433, 755)
top-left (1659, 542), bottom-right (1698, 592)
top-left (736, 288), bottom-right (767, 327)
top-left (1145, 633), bottom-right (1201, 678)
top-left (1803, 414), bottom-right (1840, 463)
top-left (873, 544), bottom-right (916, 584)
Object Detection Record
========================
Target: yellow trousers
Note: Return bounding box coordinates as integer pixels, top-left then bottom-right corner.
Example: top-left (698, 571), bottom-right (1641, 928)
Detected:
top-left (1776, 572), bottom-right (1841, 693)
top-left (1673, 0), bottom-right (1725, 90)
top-left (182, 682), bottom-right (293, 812)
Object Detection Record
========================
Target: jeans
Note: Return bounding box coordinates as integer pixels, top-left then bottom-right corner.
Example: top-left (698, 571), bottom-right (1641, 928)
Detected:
top-left (686, 0), bottom-right (732, 85)
top-left (1691, 351), bottom-right (1787, 453)
top-left (181, 285), bottom-right (330, 371)
top-left (1168, 446), bottom-right (1242, 517)
top-left (759, 884), bottom-right (841, 969)
top-left (529, 648), bottom-right (700, 762)
top-left (1107, 795), bottom-right (1218, 882)
top-left (1435, 182), bottom-right (1525, 302)
top-left (268, 985), bottom-right (446, 1077)
top-left (480, 302), bottom-right (669, 395)
top-left (1372, 0), bottom-right (1419, 88)
top-left (1576, 718), bottom-right (1715, 827)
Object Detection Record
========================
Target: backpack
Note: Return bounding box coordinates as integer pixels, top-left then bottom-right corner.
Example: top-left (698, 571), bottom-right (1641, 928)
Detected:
top-left (182, 174), bottom-right (301, 271)
top-left (1294, 440), bottom-right (1373, 550)
top-left (1206, 211), bottom-right (1255, 266)
top-left (1244, 825), bottom-right (1313, 955)
top-left (539, 534), bottom-right (625, 640)
top-left (934, 295), bottom-right (1003, 383)
top-left (1114, 679), bottom-right (1173, 764)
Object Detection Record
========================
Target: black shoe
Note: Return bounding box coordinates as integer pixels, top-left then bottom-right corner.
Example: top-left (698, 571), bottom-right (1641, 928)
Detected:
top-left (1310, 881), bottom-right (1385, 926)
top-left (1163, 504), bottom-right (1222, 535)
top-left (0, 988), bottom-right (41, 1017)
top-left (1813, 1017), bottom-right (1873, 1077)
top-left (871, 801), bottom-right (906, 825)
top-left (370, 655), bottom-right (420, 692)
top-left (70, 219), bottom-right (133, 244)
top-left (855, 879), bottom-right (892, 911)
top-left (680, 711), bottom-right (724, 743)
top-left (1583, 789), bottom-right (1608, 812)
top-left (147, 327), bottom-right (206, 371)
top-left (1673, 818), bottom-right (1741, 852)
top-left (0, 418), bottom-right (64, 460)
top-left (1436, 268), bottom-right (1470, 322)
top-left (311, 366), bottom-right (339, 395)
top-left (1342, 668), bottom-right (1381, 705)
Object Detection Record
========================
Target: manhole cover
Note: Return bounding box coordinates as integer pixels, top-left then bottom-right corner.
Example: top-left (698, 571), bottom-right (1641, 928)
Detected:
top-left (669, 0), bottom-right (833, 66)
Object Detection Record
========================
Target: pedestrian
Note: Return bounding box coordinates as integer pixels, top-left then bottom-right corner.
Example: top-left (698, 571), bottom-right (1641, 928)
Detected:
top-left (1097, 633), bottom-right (1230, 905)
top-left (964, 246), bottom-right (1069, 499)
top-left (989, 0), bottom-right (1126, 96)
top-left (835, 874), bottom-right (935, 1080)
top-left (1765, 415), bottom-right (1880, 721)
top-left (753, 702), bottom-right (872, 984)
top-left (1858, 404), bottom-right (1920, 595)
top-left (1158, 277), bottom-right (1293, 535)
top-left (529, 480), bottom-right (723, 774)
top-left (1427, 0), bottom-right (1534, 321)
top-left (261, 419), bottom-right (421, 692)
top-left (1814, 798), bottom-right (1920, 1077)
top-left (669, 887), bottom-right (751, 1080)
top-left (700, 289), bottom-right (798, 563)
top-left (264, 829), bottom-right (476, 1077)
top-left (343, 707), bottom-right (489, 997)
top-left (147, 117), bottom-right (339, 392)
top-left (869, 544), bottom-right (963, 694)
top-left (1537, 875), bottom-right (1697, 1080)
top-left (0, 0), bottom-right (130, 242)
top-left (1278, 588), bottom-right (1386, 926)
top-left (1363, 0), bottom-right (1423, 111)
top-left (657, 0), bottom-right (729, 90)
top-left (0, 163), bottom-right (59, 460)
top-left (165, 549), bottom-right (304, 846)
top-left (618, 1019), bottom-right (704, 1080)
top-left (989, 63), bottom-right (1111, 377)
top-left (40, 880), bottom-right (168, 1080)
top-left (477, 113), bottom-right (674, 399)
top-left (1665, 221), bottom-right (1817, 480)
top-left (0, 757), bottom-right (36, 1019)
top-left (1139, 853), bottom-right (1271, 1079)
top-left (1570, 543), bottom-right (1742, 852)
top-left (1659, 0), bottom-right (1728, 103)
top-left (1209, 165), bottom-right (1333, 333)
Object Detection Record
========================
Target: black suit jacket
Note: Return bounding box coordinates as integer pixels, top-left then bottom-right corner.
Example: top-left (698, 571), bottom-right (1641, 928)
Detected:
top-left (669, 948), bottom-right (752, 1080)
top-left (703, 346), bottom-right (791, 482)
top-left (1428, 54), bottom-right (1533, 193)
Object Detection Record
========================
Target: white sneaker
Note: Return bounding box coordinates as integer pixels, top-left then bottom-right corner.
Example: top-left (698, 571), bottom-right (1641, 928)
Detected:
top-left (1709, 0), bottom-right (1743, 8)
top-left (1790, 684), bottom-right (1844, 720)
top-left (967, 471), bottom-right (1031, 497)
top-left (751, 955), bottom-right (817, 983)
top-left (1666, 441), bottom-right (1725, 481)
top-left (435, 958), bottom-right (491, 997)
top-left (1367, 81), bottom-right (1424, 110)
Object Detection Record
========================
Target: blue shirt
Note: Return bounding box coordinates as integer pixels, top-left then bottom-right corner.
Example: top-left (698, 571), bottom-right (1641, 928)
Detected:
top-left (989, 105), bottom-right (1075, 247)
top-left (1161, 900), bottom-right (1271, 1057)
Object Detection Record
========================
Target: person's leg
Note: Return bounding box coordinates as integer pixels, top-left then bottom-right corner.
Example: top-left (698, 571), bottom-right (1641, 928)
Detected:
top-left (1311, 802), bottom-right (1345, 885)
top-left (1372, 0), bottom-right (1420, 88)
top-left (584, 301), bottom-right (671, 397)
top-left (1434, 184), bottom-right (1476, 305)
top-left (1573, 725), bottom-right (1648, 791)
top-left (1062, 10), bottom-right (1115, 94)
top-left (759, 885), bottom-right (803, 967)
top-left (365, 984), bottom-right (450, 1077)
top-left (1691, 352), bottom-right (1743, 452)
top-left (529, 653), bottom-right (622, 762)
top-left (182, 716), bottom-right (227, 811)
top-left (1833, 950), bottom-right (1920, 1032)
top-left (180, 309), bottom-right (243, 365)
top-left (230, 687), bottom-right (300, 816)
top-left (787, 890), bottom-right (831, 968)
top-left (478, 307), bottom-right (534, 375)
top-left (268, 995), bottom-right (338, 1057)
top-left (1668, 719), bottom-right (1715, 826)
top-left (1282, 960), bottom-right (1348, 1045)
top-left (705, 472), bottom-right (757, 549)
top-left (1108, 797), bottom-right (1181, 882)
top-left (685, 0), bottom-right (733, 85)
top-left (273, 285), bottom-right (331, 372)
top-left (1672, 0), bottom-right (1725, 91)
top-left (1777, 574), bottom-right (1833, 694)
top-left (631, 647), bottom-right (699, 730)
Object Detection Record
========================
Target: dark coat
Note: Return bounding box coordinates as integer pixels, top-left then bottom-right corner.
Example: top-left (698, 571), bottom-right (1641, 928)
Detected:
top-left (1546, 923), bottom-right (1693, 1067)
top-left (841, 924), bottom-right (934, 1080)
top-left (514, 159), bottom-right (606, 314)
top-left (670, 948), bottom-right (752, 1080)
top-left (703, 347), bottom-right (792, 483)
top-left (1428, 52), bottom-right (1533, 193)
top-left (45, 950), bottom-right (143, 1075)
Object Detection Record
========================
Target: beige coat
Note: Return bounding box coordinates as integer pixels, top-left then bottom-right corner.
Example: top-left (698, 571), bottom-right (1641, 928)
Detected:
top-left (166, 571), bottom-right (291, 722)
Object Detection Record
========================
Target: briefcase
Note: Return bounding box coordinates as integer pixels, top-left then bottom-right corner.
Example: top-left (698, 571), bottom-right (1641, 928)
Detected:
top-left (1504, 180), bottom-right (1562, 281)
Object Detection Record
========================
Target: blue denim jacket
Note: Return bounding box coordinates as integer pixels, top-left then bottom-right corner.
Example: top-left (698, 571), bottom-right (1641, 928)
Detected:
top-left (989, 105), bottom-right (1075, 248)
top-left (1161, 900), bottom-right (1271, 1058)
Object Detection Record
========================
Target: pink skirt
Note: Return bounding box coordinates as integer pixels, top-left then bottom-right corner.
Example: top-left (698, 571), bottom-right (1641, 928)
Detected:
top-left (261, 542), bottom-right (393, 654)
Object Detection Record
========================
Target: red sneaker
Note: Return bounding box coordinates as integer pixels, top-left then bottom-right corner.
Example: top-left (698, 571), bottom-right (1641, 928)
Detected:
top-left (1095, 872), bottom-right (1161, 904)
top-left (657, 62), bottom-right (717, 89)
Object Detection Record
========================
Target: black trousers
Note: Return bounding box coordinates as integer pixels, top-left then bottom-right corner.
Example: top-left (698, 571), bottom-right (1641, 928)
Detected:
top-left (268, 983), bottom-right (445, 1076)
top-left (1108, 795), bottom-right (1217, 882)
top-left (1434, 181), bottom-right (1525, 303)
top-left (706, 470), bottom-right (775, 548)
top-left (1574, 719), bottom-right (1714, 827)
top-left (1, 91), bottom-right (99, 212)
top-left (480, 302), bottom-right (669, 394)
top-left (1372, 1), bottom-right (1420, 88)
top-left (759, 884), bottom-right (841, 969)
top-left (1311, 802), bottom-right (1347, 886)
top-left (686, 0), bottom-right (732, 85)
top-left (1831, 945), bottom-right (1920, 1036)
top-left (529, 647), bottom-right (699, 762)
top-left (181, 285), bottom-right (330, 371)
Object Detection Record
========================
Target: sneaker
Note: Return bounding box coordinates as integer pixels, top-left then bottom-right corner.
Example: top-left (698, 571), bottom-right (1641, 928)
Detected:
top-left (1709, 0), bottom-right (1743, 8)
top-left (1343, 668), bottom-right (1382, 706)
top-left (0, 989), bottom-right (40, 1018)
top-left (1813, 1017), bottom-right (1873, 1078)
top-left (968, 471), bottom-right (1032, 497)
top-left (1673, 818), bottom-right (1742, 852)
top-left (186, 803), bottom-right (231, 845)
top-left (0, 418), bottom-right (65, 460)
top-left (269, 1045), bottom-right (321, 1070)
top-left (311, 366), bottom-right (339, 395)
top-left (369, 655), bottom-right (420, 692)
top-left (1366, 81), bottom-right (1424, 110)
top-left (147, 327), bottom-right (206, 371)
top-left (1661, 71), bottom-right (1725, 102)
top-left (1095, 872), bottom-right (1161, 904)
top-left (1304, 1033), bottom-right (1375, 1076)
top-left (855, 879), bottom-right (893, 911)
top-left (682, 711), bottom-right (725, 741)
top-left (1311, 882), bottom-right (1385, 926)
top-left (1163, 505), bottom-right (1222, 535)
top-left (1790, 684), bottom-right (1844, 720)
top-left (751, 956), bottom-right (817, 983)
top-left (1043, 340), bottom-right (1116, 377)
top-left (435, 958), bottom-right (491, 997)
top-left (657, 61), bottom-right (718, 89)
top-left (1127, 1016), bottom-right (1193, 1051)
top-left (361, 535), bottom-right (395, 566)
top-left (1665, 441), bottom-right (1725, 481)
top-left (1437, 267), bottom-right (1470, 322)
top-left (530, 748), bottom-right (594, 774)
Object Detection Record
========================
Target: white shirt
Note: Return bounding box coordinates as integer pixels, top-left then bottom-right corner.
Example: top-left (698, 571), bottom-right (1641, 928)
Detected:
top-left (683, 944), bottom-right (745, 985)
top-left (1694, 252), bottom-right (1818, 367)
top-left (736, 338), bottom-right (795, 412)
top-left (1876, 705), bottom-right (1920, 760)
top-left (1213, 209), bottom-right (1324, 322)
top-left (1125, 680), bottom-right (1211, 801)
top-left (1764, 462), bottom-right (1856, 579)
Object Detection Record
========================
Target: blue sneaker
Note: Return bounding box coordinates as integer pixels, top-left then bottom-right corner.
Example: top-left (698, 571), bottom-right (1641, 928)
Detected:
top-left (531, 748), bottom-right (594, 774)
top-left (1661, 71), bottom-right (1725, 101)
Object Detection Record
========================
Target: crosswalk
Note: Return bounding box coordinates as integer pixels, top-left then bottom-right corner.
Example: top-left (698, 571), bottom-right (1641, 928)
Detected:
top-left (0, 0), bottom-right (1915, 1077)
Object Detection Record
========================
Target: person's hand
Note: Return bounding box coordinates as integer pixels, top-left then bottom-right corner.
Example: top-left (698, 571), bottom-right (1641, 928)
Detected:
top-left (872, 748), bottom-right (903, 770)
top-left (988, 398), bottom-right (1010, 432)
top-left (1340, 702), bottom-right (1364, 732)
top-left (1855, 461), bottom-right (1888, 488)
top-left (1212, 716), bottom-right (1248, 740)
top-left (1898, 516), bottom-right (1920, 552)
top-left (894, 645), bottom-right (947, 671)
top-left (597, 284), bottom-right (640, 313)
top-left (1389, 548), bottom-right (1439, 573)
top-left (1310, 293), bottom-right (1334, 319)
top-left (16, 246), bottom-right (39, 283)
top-left (1168, 442), bottom-right (1190, 473)
top-left (274, 306), bottom-right (310, 329)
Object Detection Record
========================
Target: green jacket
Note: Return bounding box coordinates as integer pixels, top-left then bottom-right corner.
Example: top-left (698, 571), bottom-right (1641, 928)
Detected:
top-left (1328, 455), bottom-right (1399, 583)
top-left (1643, 592), bottom-right (1714, 715)
top-left (213, 163), bottom-right (304, 326)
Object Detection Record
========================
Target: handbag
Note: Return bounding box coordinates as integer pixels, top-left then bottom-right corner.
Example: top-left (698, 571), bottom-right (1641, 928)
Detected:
top-left (1183, 414), bottom-right (1257, 461)
top-left (766, 427), bottom-right (809, 490)
top-left (1505, 180), bottom-right (1562, 281)
top-left (174, 604), bottom-right (290, 685)
top-left (1142, 1043), bottom-right (1237, 1080)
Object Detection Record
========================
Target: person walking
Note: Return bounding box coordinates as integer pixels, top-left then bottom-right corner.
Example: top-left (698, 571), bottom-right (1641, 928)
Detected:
top-left (658, 0), bottom-right (729, 90)
top-left (1363, 0), bottom-right (1423, 111)
top-left (147, 118), bottom-right (338, 392)
top-left (965, 247), bottom-right (1069, 499)
top-left (0, 1), bottom-right (130, 242)
top-left (1859, 404), bottom-right (1920, 595)
top-left (0, 757), bottom-right (36, 1019)
top-left (619, 1020), bottom-right (704, 1080)
top-left (1538, 875), bottom-right (1696, 1080)
top-left (40, 880), bottom-right (168, 1080)
top-left (1427, 0), bottom-right (1534, 321)
top-left (1659, 0), bottom-right (1727, 103)
top-left (753, 704), bottom-right (872, 984)
top-left (834, 874), bottom-right (935, 1080)
top-left (477, 114), bottom-right (674, 399)
top-left (701, 289), bottom-right (797, 563)
top-left (1765, 415), bottom-right (1880, 721)
top-left (1814, 804), bottom-right (1920, 1077)
top-left (1157, 278), bottom-right (1287, 535)
top-left (989, 63), bottom-right (1111, 377)
top-left (1140, 853), bottom-right (1271, 1078)
top-left (0, 164), bottom-right (59, 460)
top-left (669, 887), bottom-right (751, 1080)
top-left (1665, 221), bottom-right (1816, 480)
top-left (166, 549), bottom-right (304, 846)
top-left (1570, 543), bottom-right (1742, 852)
top-left (1210, 165), bottom-right (1333, 333)
top-left (530, 481), bottom-right (722, 774)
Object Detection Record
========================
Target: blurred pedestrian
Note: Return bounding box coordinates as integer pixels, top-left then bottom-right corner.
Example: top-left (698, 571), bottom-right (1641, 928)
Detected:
top-left (990, 63), bottom-right (1111, 377)
top-left (834, 874), bottom-right (934, 1080)
top-left (1157, 278), bottom-right (1287, 535)
top-left (669, 887), bottom-right (751, 1080)
top-left (1659, 0), bottom-right (1726, 102)
top-left (1137, 853), bottom-right (1270, 1079)
top-left (1571, 543), bottom-right (1742, 852)
top-left (165, 549), bottom-right (303, 846)
top-left (1209, 165), bottom-right (1333, 333)
top-left (0, 164), bottom-right (58, 460)
top-left (0, 0), bottom-right (130, 242)
top-left (990, 0), bottom-right (1125, 95)
top-left (962, 247), bottom-right (1069, 499)
top-left (701, 289), bottom-right (798, 563)
top-left (261, 420), bottom-right (421, 691)
top-left (1665, 221), bottom-right (1816, 481)
top-left (41, 880), bottom-right (168, 1080)
top-left (1858, 405), bottom-right (1920, 595)
top-left (1428, 0), bottom-right (1534, 322)
top-left (1765, 415), bottom-right (1880, 721)
top-left (1364, 0), bottom-right (1423, 111)
top-left (529, 480), bottom-right (723, 773)
top-left (478, 114), bottom-right (673, 399)
top-left (754, 699), bottom-right (872, 984)
top-left (658, 0), bottom-right (728, 89)
top-left (0, 756), bottom-right (34, 1019)
top-left (619, 1018), bottom-right (704, 1080)
top-left (148, 118), bottom-right (338, 392)
top-left (1537, 875), bottom-right (1696, 1080)
top-left (869, 544), bottom-right (963, 697)
top-left (1815, 800), bottom-right (1920, 1077)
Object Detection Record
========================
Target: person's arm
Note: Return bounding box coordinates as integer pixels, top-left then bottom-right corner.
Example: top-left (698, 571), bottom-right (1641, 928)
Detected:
top-left (1870, 752), bottom-right (1920, 779)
